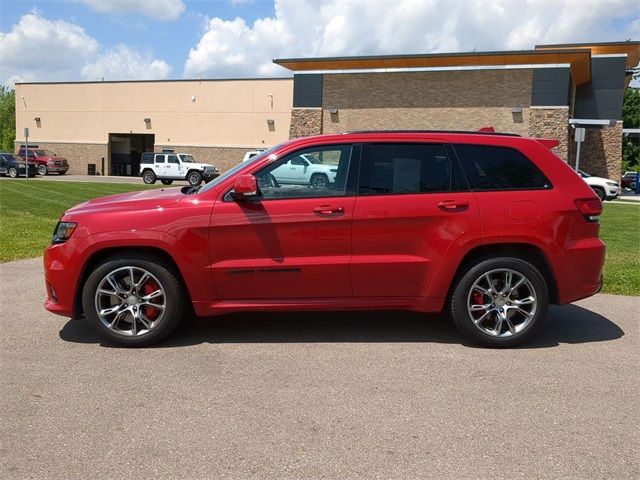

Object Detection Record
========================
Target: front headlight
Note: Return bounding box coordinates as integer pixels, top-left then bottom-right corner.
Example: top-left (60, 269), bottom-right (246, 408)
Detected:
top-left (52, 221), bottom-right (77, 244)
top-left (605, 181), bottom-right (618, 187)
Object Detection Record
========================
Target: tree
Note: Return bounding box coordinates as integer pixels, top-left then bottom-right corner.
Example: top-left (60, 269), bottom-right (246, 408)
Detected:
top-left (0, 86), bottom-right (16, 152)
top-left (622, 87), bottom-right (640, 171)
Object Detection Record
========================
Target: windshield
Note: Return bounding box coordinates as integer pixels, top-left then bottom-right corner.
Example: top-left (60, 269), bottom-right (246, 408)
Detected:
top-left (198, 144), bottom-right (283, 194)
top-left (34, 149), bottom-right (55, 157)
top-left (3, 154), bottom-right (19, 162)
top-left (180, 154), bottom-right (196, 163)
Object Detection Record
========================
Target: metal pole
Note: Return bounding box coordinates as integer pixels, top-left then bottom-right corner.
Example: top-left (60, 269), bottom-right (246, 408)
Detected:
top-left (575, 139), bottom-right (582, 173)
top-left (24, 127), bottom-right (29, 180)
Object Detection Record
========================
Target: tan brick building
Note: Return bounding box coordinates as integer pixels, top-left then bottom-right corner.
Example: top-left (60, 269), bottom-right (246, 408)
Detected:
top-left (15, 41), bottom-right (639, 179)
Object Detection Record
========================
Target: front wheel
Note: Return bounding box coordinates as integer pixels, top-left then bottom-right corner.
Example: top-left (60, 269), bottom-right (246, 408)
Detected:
top-left (187, 171), bottom-right (202, 186)
top-left (448, 257), bottom-right (549, 347)
top-left (142, 170), bottom-right (156, 184)
top-left (592, 186), bottom-right (606, 202)
top-left (37, 164), bottom-right (48, 176)
top-left (8, 167), bottom-right (18, 178)
top-left (82, 253), bottom-right (186, 347)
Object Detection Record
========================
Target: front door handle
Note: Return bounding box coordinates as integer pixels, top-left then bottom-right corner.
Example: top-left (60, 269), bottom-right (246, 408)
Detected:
top-left (313, 205), bottom-right (345, 215)
top-left (437, 200), bottom-right (469, 211)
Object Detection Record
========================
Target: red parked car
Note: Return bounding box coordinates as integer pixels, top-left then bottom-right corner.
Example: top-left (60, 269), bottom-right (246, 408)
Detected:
top-left (44, 131), bottom-right (605, 347)
top-left (18, 145), bottom-right (69, 176)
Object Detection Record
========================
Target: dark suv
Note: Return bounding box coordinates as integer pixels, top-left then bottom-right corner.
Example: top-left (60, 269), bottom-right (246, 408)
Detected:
top-left (44, 130), bottom-right (605, 348)
top-left (0, 152), bottom-right (38, 178)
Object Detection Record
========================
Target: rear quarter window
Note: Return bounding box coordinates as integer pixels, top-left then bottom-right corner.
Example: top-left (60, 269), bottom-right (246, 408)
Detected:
top-left (453, 144), bottom-right (551, 191)
top-left (140, 153), bottom-right (154, 164)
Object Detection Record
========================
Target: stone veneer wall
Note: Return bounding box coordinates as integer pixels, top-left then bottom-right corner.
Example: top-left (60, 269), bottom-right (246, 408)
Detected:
top-left (154, 145), bottom-right (252, 173)
top-left (321, 69), bottom-right (534, 136)
top-left (289, 108), bottom-right (323, 139)
top-left (577, 121), bottom-right (623, 182)
top-left (15, 141), bottom-right (108, 175)
top-left (527, 107), bottom-right (570, 161)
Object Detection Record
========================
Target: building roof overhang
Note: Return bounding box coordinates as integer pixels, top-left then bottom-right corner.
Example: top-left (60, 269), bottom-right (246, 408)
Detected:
top-left (274, 41), bottom-right (640, 87)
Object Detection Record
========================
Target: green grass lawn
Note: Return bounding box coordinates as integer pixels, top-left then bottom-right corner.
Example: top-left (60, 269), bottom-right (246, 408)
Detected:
top-left (0, 180), bottom-right (159, 262)
top-left (599, 202), bottom-right (640, 295)
top-left (1, 180), bottom-right (638, 295)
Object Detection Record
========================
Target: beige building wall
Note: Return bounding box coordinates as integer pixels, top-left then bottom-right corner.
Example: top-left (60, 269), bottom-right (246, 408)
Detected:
top-left (15, 78), bottom-right (293, 174)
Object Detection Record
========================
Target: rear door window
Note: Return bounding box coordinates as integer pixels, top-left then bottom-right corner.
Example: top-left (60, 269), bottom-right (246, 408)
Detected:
top-left (154, 154), bottom-right (165, 164)
top-left (453, 144), bottom-right (551, 190)
top-left (358, 143), bottom-right (459, 195)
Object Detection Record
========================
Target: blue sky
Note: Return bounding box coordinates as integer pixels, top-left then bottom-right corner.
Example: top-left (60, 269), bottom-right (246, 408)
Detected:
top-left (1, 0), bottom-right (639, 85)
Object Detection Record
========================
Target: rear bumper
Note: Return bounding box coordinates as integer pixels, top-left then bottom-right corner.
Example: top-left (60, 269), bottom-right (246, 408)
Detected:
top-left (557, 237), bottom-right (606, 304)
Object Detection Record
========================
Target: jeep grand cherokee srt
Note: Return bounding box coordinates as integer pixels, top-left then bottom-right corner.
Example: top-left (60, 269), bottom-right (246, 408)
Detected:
top-left (44, 130), bottom-right (605, 348)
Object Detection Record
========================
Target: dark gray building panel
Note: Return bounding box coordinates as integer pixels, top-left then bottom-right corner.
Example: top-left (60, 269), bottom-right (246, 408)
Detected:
top-left (293, 74), bottom-right (323, 107)
top-left (574, 56), bottom-right (627, 120)
top-left (531, 67), bottom-right (571, 106)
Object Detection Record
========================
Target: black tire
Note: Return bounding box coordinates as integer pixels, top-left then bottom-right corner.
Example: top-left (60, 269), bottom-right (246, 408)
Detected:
top-left (8, 167), bottom-right (18, 178)
top-left (82, 252), bottom-right (186, 347)
top-left (187, 171), bottom-right (202, 186)
top-left (310, 173), bottom-right (329, 189)
top-left (142, 170), bottom-right (156, 184)
top-left (37, 164), bottom-right (48, 176)
top-left (591, 186), bottom-right (606, 202)
top-left (161, 179), bottom-right (173, 185)
top-left (448, 257), bottom-right (549, 348)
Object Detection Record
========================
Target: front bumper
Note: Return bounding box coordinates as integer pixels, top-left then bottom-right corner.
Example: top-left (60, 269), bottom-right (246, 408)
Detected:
top-left (43, 240), bottom-right (83, 318)
top-left (47, 165), bottom-right (69, 173)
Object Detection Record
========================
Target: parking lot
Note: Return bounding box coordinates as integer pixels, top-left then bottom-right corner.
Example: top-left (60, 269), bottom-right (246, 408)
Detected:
top-left (1, 257), bottom-right (638, 479)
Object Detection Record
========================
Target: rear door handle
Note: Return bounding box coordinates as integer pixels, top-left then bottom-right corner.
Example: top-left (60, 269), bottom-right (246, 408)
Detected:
top-left (313, 205), bottom-right (345, 215)
top-left (437, 200), bottom-right (469, 211)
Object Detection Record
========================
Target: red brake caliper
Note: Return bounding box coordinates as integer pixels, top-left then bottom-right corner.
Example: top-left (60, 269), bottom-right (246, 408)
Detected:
top-left (142, 280), bottom-right (161, 321)
top-left (472, 292), bottom-right (485, 307)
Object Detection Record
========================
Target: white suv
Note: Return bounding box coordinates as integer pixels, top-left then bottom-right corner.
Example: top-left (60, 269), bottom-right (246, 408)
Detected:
top-left (270, 153), bottom-right (338, 188)
top-left (140, 152), bottom-right (219, 186)
top-left (578, 170), bottom-right (619, 201)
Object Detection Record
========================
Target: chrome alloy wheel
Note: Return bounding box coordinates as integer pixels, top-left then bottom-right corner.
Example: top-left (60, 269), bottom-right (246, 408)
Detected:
top-left (466, 268), bottom-right (537, 337)
top-left (94, 266), bottom-right (166, 337)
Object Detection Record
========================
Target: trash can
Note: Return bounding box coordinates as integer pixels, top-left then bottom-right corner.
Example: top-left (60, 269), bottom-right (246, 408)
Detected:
top-left (87, 163), bottom-right (96, 175)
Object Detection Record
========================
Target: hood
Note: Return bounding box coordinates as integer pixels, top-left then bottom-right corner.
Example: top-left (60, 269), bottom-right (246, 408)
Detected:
top-left (65, 187), bottom-right (184, 216)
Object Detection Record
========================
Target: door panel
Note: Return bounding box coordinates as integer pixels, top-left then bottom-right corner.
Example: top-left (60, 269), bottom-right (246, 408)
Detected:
top-left (211, 197), bottom-right (356, 299)
top-left (351, 141), bottom-right (480, 297)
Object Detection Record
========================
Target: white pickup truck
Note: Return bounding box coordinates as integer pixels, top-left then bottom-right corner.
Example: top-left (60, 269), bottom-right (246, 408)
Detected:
top-left (140, 152), bottom-right (219, 186)
top-left (270, 153), bottom-right (338, 188)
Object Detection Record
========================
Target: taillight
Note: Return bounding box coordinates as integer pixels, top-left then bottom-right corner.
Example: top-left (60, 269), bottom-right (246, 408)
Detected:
top-left (575, 198), bottom-right (602, 222)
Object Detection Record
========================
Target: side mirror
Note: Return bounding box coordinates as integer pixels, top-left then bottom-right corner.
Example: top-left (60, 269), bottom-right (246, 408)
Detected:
top-left (231, 174), bottom-right (259, 201)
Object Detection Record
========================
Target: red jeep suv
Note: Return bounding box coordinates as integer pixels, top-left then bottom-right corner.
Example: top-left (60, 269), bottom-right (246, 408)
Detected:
top-left (44, 131), bottom-right (605, 347)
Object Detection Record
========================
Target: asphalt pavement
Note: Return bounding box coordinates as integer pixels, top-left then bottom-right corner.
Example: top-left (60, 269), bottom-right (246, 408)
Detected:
top-left (1, 257), bottom-right (638, 479)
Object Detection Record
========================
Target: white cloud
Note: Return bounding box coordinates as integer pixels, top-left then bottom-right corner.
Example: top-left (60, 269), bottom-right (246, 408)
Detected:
top-left (78, 0), bottom-right (185, 21)
top-left (230, 0), bottom-right (254, 6)
top-left (184, 0), bottom-right (640, 79)
top-left (81, 45), bottom-right (172, 80)
top-left (0, 12), bottom-right (99, 83)
top-left (0, 12), bottom-right (172, 85)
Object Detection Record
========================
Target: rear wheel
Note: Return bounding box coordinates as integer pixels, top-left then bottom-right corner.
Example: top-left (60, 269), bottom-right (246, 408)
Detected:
top-left (142, 170), bottom-right (156, 184)
top-left (449, 257), bottom-right (548, 347)
top-left (161, 179), bottom-right (173, 185)
top-left (8, 167), bottom-right (18, 178)
top-left (592, 186), bottom-right (606, 202)
top-left (310, 173), bottom-right (329, 189)
top-left (187, 171), bottom-right (202, 186)
top-left (37, 164), bottom-right (48, 176)
top-left (82, 253), bottom-right (186, 347)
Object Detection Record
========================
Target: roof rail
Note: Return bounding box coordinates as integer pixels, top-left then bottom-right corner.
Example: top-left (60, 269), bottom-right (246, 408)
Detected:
top-left (343, 129), bottom-right (521, 137)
